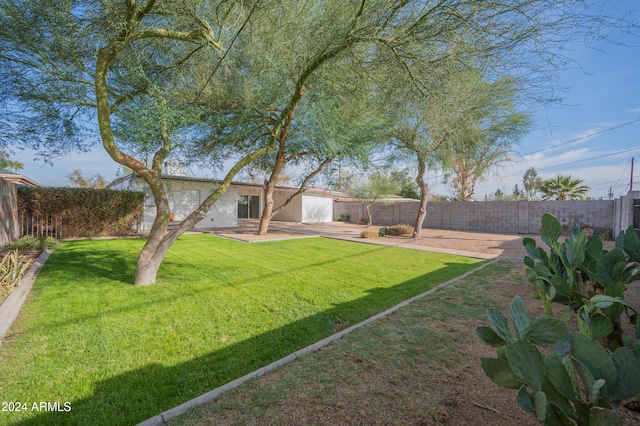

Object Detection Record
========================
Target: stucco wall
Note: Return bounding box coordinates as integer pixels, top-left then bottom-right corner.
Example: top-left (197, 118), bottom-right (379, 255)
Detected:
top-left (131, 177), bottom-right (238, 230)
top-left (0, 179), bottom-right (19, 247)
top-left (334, 199), bottom-right (616, 234)
top-left (272, 190), bottom-right (302, 222)
top-left (301, 194), bottom-right (333, 223)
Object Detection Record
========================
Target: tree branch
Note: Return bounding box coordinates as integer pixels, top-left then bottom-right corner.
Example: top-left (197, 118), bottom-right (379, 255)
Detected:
top-left (270, 157), bottom-right (333, 218)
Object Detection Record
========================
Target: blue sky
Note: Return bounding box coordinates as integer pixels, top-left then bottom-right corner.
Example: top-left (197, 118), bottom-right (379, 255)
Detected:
top-left (454, 32), bottom-right (640, 201)
top-left (7, 2), bottom-right (640, 201)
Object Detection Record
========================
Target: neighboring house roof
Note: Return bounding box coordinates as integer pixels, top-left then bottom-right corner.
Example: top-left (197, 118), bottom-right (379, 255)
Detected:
top-left (0, 169), bottom-right (40, 187)
top-left (107, 173), bottom-right (340, 196)
top-left (334, 194), bottom-right (420, 203)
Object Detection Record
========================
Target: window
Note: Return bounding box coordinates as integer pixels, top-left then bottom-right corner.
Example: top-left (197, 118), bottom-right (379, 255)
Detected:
top-left (238, 195), bottom-right (260, 219)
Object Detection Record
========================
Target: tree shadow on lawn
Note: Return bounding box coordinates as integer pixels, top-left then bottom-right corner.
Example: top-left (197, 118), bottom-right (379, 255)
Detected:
top-left (25, 242), bottom-right (439, 334)
top-left (11, 259), bottom-right (484, 426)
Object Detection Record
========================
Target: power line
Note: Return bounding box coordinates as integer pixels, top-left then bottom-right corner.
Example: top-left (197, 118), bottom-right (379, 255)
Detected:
top-left (515, 117), bottom-right (640, 157)
top-left (503, 146), bottom-right (640, 179)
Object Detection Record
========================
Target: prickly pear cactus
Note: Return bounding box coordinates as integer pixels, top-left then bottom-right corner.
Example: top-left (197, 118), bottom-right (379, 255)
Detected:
top-left (523, 213), bottom-right (640, 346)
top-left (477, 296), bottom-right (640, 425)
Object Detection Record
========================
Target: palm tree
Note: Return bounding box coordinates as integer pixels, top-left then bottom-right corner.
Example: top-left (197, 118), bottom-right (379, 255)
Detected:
top-left (539, 174), bottom-right (590, 200)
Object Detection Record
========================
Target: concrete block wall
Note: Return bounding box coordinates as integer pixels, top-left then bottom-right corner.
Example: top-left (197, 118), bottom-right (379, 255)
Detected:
top-left (0, 179), bottom-right (19, 248)
top-left (334, 199), bottom-right (616, 235)
top-left (526, 200), bottom-right (615, 235)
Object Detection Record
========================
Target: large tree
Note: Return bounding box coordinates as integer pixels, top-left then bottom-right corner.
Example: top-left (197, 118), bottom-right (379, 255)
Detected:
top-left (0, 0), bottom-right (380, 284)
top-left (368, 1), bottom-right (636, 237)
top-left (0, 0), bottom-right (274, 284)
top-left (255, 62), bottom-right (386, 235)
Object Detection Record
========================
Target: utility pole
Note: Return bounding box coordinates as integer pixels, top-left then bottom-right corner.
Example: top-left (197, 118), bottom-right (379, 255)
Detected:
top-left (608, 186), bottom-right (614, 200)
top-left (631, 157), bottom-right (634, 192)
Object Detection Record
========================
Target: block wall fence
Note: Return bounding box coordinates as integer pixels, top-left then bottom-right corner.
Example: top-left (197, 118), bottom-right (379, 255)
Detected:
top-left (333, 194), bottom-right (640, 237)
top-left (0, 179), bottom-right (19, 248)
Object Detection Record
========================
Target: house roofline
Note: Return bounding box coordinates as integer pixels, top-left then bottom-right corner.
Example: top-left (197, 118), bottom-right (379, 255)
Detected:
top-left (0, 169), bottom-right (41, 187)
top-left (107, 173), bottom-right (341, 196)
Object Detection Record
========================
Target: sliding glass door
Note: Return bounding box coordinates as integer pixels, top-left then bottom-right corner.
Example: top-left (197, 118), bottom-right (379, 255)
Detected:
top-left (237, 195), bottom-right (260, 219)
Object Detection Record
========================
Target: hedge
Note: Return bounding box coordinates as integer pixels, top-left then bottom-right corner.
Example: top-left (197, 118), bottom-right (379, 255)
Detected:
top-left (17, 187), bottom-right (144, 238)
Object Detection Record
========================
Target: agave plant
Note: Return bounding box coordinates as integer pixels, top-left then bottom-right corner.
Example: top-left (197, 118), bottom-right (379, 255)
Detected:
top-left (0, 249), bottom-right (31, 287)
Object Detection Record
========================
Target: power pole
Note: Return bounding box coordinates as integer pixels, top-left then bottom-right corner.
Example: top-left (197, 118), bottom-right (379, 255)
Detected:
top-left (631, 157), bottom-right (634, 192)
top-left (608, 186), bottom-right (614, 200)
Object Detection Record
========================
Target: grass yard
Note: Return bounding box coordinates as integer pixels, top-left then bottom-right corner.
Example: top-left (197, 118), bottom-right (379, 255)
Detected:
top-left (0, 234), bottom-right (484, 426)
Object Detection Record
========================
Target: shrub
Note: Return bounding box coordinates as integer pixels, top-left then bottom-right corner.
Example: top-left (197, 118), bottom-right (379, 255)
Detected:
top-left (18, 186), bottom-right (144, 238)
top-left (360, 230), bottom-right (379, 239)
top-left (6, 236), bottom-right (59, 251)
top-left (338, 214), bottom-right (351, 223)
top-left (389, 224), bottom-right (413, 236)
top-left (378, 227), bottom-right (390, 237)
top-left (0, 250), bottom-right (31, 287)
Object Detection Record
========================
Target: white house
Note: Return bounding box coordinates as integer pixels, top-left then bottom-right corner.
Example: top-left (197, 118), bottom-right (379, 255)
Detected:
top-left (107, 173), bottom-right (335, 231)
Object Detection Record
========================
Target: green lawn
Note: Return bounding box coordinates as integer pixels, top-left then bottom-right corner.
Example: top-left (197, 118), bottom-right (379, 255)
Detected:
top-left (0, 234), bottom-right (484, 425)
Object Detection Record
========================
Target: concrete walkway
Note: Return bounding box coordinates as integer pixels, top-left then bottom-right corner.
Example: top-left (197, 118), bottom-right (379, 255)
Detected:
top-left (202, 221), bottom-right (499, 260)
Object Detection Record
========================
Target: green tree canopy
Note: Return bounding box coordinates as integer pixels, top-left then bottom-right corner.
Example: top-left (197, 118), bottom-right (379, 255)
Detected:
top-left (440, 75), bottom-right (531, 201)
top-left (523, 167), bottom-right (543, 200)
top-left (0, 149), bottom-right (23, 172)
top-left (540, 174), bottom-right (590, 200)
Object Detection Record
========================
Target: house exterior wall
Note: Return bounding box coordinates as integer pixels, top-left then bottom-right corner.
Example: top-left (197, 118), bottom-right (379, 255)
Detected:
top-left (0, 179), bottom-right (19, 247)
top-left (111, 175), bottom-right (336, 229)
top-left (301, 194), bottom-right (333, 223)
top-left (613, 190), bottom-right (640, 236)
top-left (271, 190), bottom-right (302, 222)
top-left (334, 199), bottom-right (616, 234)
top-left (127, 176), bottom-right (238, 230)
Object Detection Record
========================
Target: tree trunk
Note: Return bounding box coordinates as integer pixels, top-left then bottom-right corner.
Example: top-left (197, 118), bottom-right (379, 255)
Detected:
top-left (258, 172), bottom-right (280, 235)
top-left (258, 134), bottom-right (288, 236)
top-left (257, 89), bottom-right (301, 236)
top-left (412, 157), bottom-right (429, 238)
top-left (365, 203), bottom-right (373, 227)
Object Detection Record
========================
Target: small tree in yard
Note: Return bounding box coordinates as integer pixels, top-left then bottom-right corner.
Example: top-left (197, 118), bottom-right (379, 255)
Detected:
top-left (351, 170), bottom-right (397, 227)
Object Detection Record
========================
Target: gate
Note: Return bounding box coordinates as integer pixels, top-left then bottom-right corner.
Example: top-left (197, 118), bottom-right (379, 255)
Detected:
top-left (633, 199), bottom-right (640, 236)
